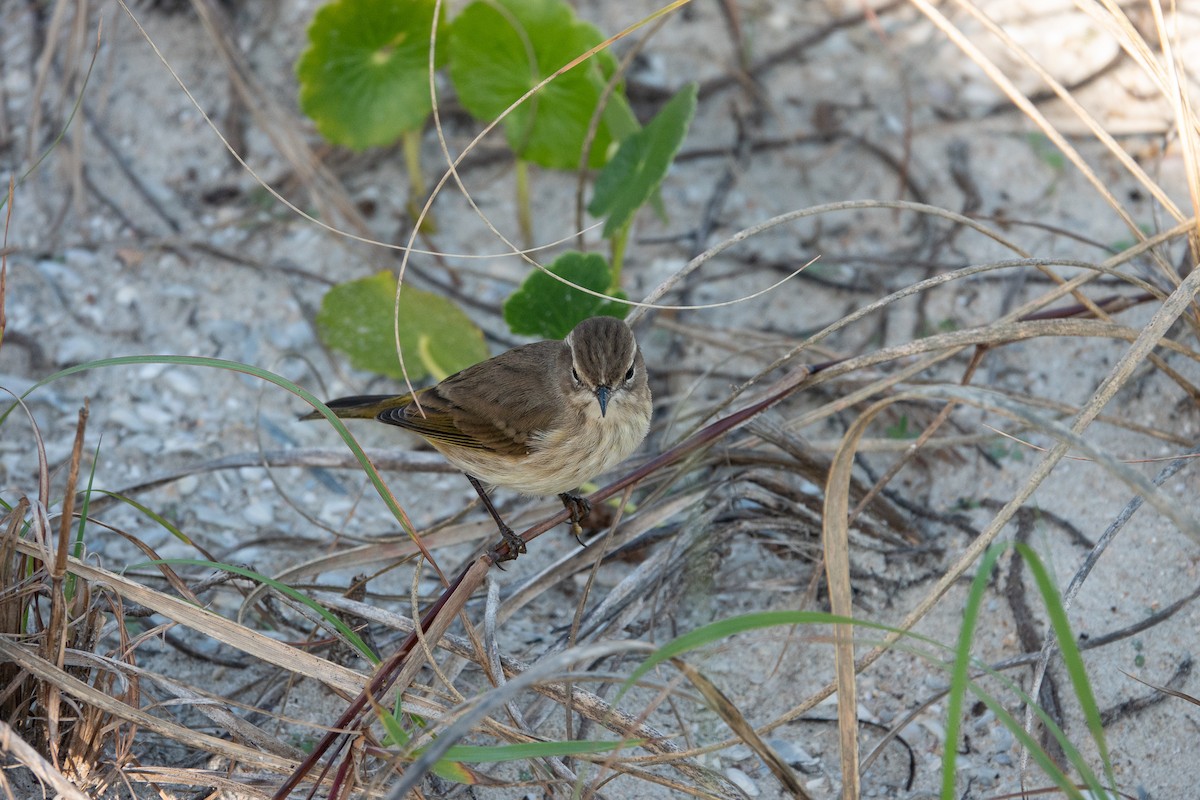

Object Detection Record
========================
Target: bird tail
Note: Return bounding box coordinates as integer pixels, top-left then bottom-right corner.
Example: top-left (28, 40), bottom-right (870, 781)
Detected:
top-left (300, 393), bottom-right (414, 421)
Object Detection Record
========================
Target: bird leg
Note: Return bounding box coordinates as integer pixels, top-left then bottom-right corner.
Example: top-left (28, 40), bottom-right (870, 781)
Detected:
top-left (558, 492), bottom-right (592, 547)
top-left (466, 475), bottom-right (526, 560)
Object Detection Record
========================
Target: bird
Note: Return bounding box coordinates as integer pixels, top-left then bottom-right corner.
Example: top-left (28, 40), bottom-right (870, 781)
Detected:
top-left (305, 316), bottom-right (652, 558)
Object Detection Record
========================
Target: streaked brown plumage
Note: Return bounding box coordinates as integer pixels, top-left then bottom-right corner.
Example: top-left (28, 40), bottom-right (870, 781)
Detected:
top-left (306, 316), bottom-right (652, 557)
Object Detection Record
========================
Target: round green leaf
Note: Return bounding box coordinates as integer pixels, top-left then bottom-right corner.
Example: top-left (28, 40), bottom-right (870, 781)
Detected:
top-left (316, 272), bottom-right (487, 380)
top-left (298, 0), bottom-right (443, 150)
top-left (589, 83), bottom-right (697, 236)
top-left (502, 252), bottom-right (627, 339)
top-left (448, 0), bottom-right (628, 169)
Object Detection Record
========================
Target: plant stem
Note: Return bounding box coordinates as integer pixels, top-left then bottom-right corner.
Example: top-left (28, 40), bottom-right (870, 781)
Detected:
top-left (515, 159), bottom-right (532, 248)
top-left (608, 223), bottom-right (629, 290)
top-left (403, 130), bottom-right (425, 199)
top-left (403, 130), bottom-right (434, 232)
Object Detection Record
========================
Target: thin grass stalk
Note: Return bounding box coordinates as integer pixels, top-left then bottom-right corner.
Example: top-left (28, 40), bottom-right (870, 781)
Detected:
top-left (0, 498), bottom-right (32, 722)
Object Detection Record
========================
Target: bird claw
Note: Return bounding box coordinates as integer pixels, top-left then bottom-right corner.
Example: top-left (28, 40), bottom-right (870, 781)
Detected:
top-left (495, 525), bottom-right (527, 563)
top-left (558, 493), bottom-right (591, 548)
top-left (559, 493), bottom-right (591, 525)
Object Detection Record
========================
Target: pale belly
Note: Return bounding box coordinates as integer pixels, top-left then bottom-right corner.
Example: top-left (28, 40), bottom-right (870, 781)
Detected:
top-left (432, 401), bottom-right (650, 495)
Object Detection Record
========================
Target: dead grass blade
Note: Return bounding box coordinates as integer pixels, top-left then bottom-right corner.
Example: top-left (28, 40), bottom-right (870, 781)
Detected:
top-left (274, 557), bottom-right (490, 799)
top-left (313, 590), bottom-right (697, 757)
top-left (822, 398), bottom-right (889, 798)
top-left (952, 0), bottom-right (1186, 225)
top-left (672, 659), bottom-right (810, 799)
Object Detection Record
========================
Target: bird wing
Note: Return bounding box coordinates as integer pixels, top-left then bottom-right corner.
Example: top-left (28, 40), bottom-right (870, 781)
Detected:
top-left (375, 389), bottom-right (495, 450)
top-left (379, 340), bottom-right (566, 457)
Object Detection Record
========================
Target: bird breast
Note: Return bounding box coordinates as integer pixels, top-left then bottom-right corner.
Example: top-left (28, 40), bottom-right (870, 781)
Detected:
top-left (433, 392), bottom-right (649, 496)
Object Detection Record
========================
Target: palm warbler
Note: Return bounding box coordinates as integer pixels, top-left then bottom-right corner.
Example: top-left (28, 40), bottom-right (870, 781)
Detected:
top-left (306, 316), bottom-right (652, 557)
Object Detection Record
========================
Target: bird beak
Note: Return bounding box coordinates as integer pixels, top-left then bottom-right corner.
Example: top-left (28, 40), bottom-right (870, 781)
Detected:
top-left (595, 385), bottom-right (611, 417)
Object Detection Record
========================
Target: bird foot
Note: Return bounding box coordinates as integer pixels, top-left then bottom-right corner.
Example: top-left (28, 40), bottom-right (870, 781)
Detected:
top-left (559, 493), bottom-right (591, 547)
top-left (495, 524), bottom-right (527, 563)
top-left (558, 493), bottom-right (591, 525)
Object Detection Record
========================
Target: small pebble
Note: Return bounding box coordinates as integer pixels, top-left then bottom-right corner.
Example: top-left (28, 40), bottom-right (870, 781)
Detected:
top-left (107, 406), bottom-right (150, 433)
top-left (724, 745), bottom-right (752, 761)
top-left (724, 768), bottom-right (758, 797)
top-left (38, 258), bottom-right (80, 288)
top-left (161, 369), bottom-right (202, 396)
top-left (920, 718), bottom-right (946, 743)
top-left (972, 708), bottom-right (995, 730)
top-left (64, 248), bottom-right (98, 269)
top-left (56, 335), bottom-right (100, 365)
top-left (267, 320), bottom-right (313, 351)
top-left (243, 501), bottom-right (274, 526)
top-left (766, 738), bottom-right (821, 773)
top-left (115, 285), bottom-right (139, 306)
top-left (133, 403), bottom-right (174, 429)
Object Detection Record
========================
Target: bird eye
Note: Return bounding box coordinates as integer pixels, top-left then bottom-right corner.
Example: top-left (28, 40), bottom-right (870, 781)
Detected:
top-left (624, 365), bottom-right (635, 381)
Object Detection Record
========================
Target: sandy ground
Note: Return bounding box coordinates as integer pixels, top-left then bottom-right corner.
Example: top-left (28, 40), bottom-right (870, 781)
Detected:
top-left (2, 0), bottom-right (1200, 798)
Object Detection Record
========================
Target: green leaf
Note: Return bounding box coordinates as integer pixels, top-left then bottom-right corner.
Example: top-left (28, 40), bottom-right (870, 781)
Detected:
top-left (448, 0), bottom-right (630, 169)
top-left (589, 83), bottom-right (696, 237)
top-left (372, 698), bottom-right (412, 750)
top-left (298, 0), bottom-right (443, 149)
top-left (316, 272), bottom-right (487, 380)
top-left (502, 252), bottom-right (627, 339)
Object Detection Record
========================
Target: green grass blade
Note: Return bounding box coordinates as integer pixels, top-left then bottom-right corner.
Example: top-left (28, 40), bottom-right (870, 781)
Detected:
top-left (437, 739), bottom-right (639, 762)
top-left (99, 491), bottom-right (205, 552)
top-left (941, 541), bottom-right (1006, 799)
top-left (1015, 542), bottom-right (1118, 796)
top-left (65, 439), bottom-right (102, 602)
